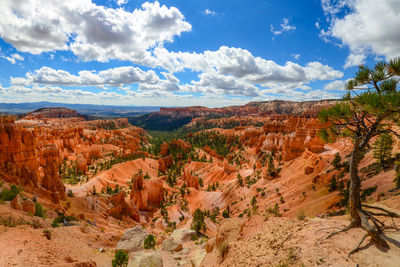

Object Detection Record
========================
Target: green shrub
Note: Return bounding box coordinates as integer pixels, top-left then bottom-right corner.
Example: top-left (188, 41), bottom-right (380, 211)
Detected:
top-left (143, 234), bottom-right (156, 249)
top-left (0, 185), bottom-right (21, 201)
top-left (361, 185), bottom-right (377, 201)
top-left (222, 209), bottom-right (229, 218)
top-left (51, 212), bottom-right (77, 227)
top-left (112, 251), bottom-right (129, 267)
top-left (266, 203), bottom-right (281, 217)
top-left (34, 202), bottom-right (46, 218)
top-left (67, 189), bottom-right (74, 197)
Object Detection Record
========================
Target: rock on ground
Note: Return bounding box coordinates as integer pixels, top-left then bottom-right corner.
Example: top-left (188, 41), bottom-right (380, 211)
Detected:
top-left (191, 249), bottom-right (206, 267)
top-left (162, 228), bottom-right (195, 252)
top-left (128, 251), bottom-right (163, 267)
top-left (116, 226), bottom-right (149, 253)
top-left (170, 228), bottom-right (196, 243)
top-left (162, 237), bottom-right (183, 252)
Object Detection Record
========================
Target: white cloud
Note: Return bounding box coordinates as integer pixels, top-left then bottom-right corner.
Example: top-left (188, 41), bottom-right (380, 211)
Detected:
top-left (0, 83), bottom-right (255, 107)
top-left (292, 54), bottom-right (301, 60)
top-left (1, 53), bottom-right (24, 64)
top-left (270, 18), bottom-right (296, 35)
top-left (321, 0), bottom-right (351, 19)
top-left (138, 72), bottom-right (180, 92)
top-left (344, 53), bottom-right (365, 68)
top-left (10, 45), bottom-right (344, 98)
top-left (185, 71), bottom-right (260, 97)
top-left (0, 0), bottom-right (348, 104)
top-left (12, 66), bottom-right (160, 86)
top-left (203, 9), bottom-right (216, 16)
top-left (153, 46), bottom-right (342, 83)
top-left (0, 0), bottom-right (191, 64)
top-left (323, 80), bottom-right (346, 90)
top-left (303, 89), bottom-right (340, 100)
top-left (152, 46), bottom-right (343, 97)
top-left (322, 0), bottom-right (400, 59)
top-left (116, 0), bottom-right (128, 6)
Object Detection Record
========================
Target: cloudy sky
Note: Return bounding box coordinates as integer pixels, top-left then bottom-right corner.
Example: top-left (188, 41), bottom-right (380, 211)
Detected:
top-left (0, 0), bottom-right (399, 107)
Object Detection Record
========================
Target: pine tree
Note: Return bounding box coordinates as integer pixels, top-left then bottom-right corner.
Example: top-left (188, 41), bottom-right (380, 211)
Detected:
top-left (267, 154), bottom-right (276, 178)
top-left (328, 175), bottom-right (337, 192)
top-left (251, 196), bottom-right (257, 206)
top-left (373, 133), bottom-right (393, 168)
top-left (237, 174), bottom-right (243, 186)
top-left (332, 153), bottom-right (342, 169)
top-left (319, 58), bottom-right (400, 251)
top-left (191, 208), bottom-right (206, 235)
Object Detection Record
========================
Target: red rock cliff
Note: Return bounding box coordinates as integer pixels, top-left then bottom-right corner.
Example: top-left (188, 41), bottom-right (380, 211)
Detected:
top-left (0, 116), bottom-right (66, 201)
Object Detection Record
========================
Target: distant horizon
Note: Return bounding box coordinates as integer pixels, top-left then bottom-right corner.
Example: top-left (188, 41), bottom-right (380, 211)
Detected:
top-left (0, 98), bottom-right (341, 112)
top-left (0, 0), bottom-right (398, 106)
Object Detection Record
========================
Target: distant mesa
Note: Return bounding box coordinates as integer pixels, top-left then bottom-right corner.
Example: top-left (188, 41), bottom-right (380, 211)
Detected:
top-left (25, 107), bottom-right (86, 119)
top-left (129, 99), bottom-right (338, 130)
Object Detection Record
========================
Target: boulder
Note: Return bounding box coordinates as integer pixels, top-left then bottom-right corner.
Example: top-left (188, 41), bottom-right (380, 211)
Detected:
top-left (162, 237), bottom-right (183, 252)
top-left (162, 228), bottom-right (196, 252)
top-left (116, 226), bottom-right (149, 253)
top-left (171, 228), bottom-right (196, 243)
top-left (21, 199), bottom-right (35, 215)
top-left (128, 251), bottom-right (163, 267)
top-left (11, 194), bottom-right (22, 210)
top-left (191, 249), bottom-right (206, 267)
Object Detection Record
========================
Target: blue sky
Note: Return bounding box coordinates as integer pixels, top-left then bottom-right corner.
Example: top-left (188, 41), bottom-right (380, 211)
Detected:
top-left (0, 0), bottom-right (398, 107)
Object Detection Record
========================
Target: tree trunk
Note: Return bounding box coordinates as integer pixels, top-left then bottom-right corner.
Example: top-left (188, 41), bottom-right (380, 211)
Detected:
top-left (349, 141), bottom-right (362, 227)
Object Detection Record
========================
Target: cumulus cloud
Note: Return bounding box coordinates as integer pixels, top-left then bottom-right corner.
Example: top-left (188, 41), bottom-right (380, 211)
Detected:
top-left (321, 0), bottom-right (400, 59)
top-left (0, 0), bottom-right (348, 104)
top-left (10, 44), bottom-right (343, 98)
top-left (0, 0), bottom-right (191, 64)
top-left (185, 71), bottom-right (260, 97)
top-left (323, 80), bottom-right (347, 90)
top-left (270, 18), bottom-right (296, 35)
top-left (11, 66), bottom-right (160, 86)
top-left (153, 46), bottom-right (343, 82)
top-left (138, 72), bottom-right (180, 91)
top-left (344, 53), bottom-right (365, 68)
top-left (0, 83), bottom-right (252, 107)
top-left (1, 53), bottom-right (24, 64)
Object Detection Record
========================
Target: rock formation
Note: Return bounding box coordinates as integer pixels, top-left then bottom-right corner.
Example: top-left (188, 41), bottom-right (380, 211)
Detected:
top-left (0, 116), bottom-right (65, 201)
top-left (182, 171), bottom-right (199, 189)
top-left (130, 173), bottom-right (163, 211)
top-left (107, 191), bottom-right (139, 221)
